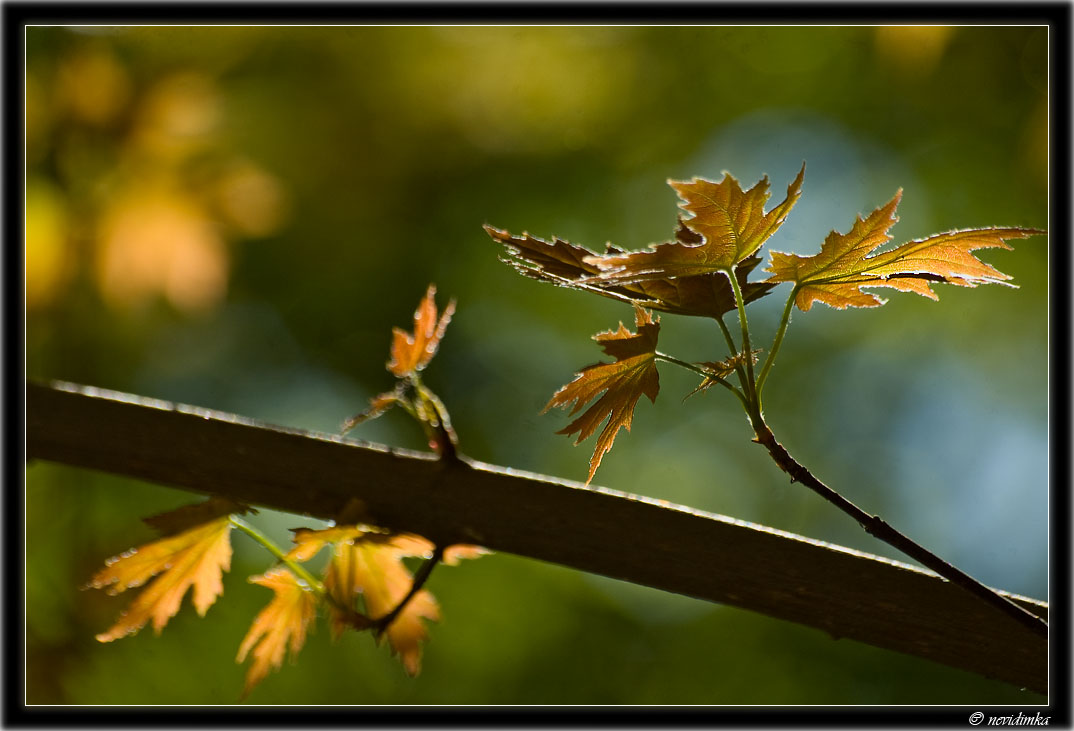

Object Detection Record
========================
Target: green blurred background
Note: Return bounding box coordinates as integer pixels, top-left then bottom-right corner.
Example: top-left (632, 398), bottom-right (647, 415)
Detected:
top-left (25, 25), bottom-right (1048, 705)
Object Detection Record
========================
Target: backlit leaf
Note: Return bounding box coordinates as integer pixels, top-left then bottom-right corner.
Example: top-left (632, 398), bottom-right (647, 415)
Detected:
top-left (288, 526), bottom-right (486, 673)
top-left (546, 304), bottom-right (660, 484)
top-left (765, 190), bottom-right (1045, 311)
top-left (325, 535), bottom-right (440, 676)
top-left (286, 524), bottom-right (370, 563)
top-left (387, 284), bottom-right (455, 377)
top-left (236, 568), bottom-right (317, 699)
top-left (486, 226), bottom-right (775, 319)
top-left (87, 515), bottom-right (233, 641)
top-left (580, 163), bottom-right (805, 285)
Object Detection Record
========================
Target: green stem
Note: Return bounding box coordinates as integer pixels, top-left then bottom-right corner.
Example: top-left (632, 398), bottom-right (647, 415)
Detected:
top-left (228, 515), bottom-right (327, 595)
top-left (655, 351), bottom-right (748, 409)
top-left (714, 315), bottom-right (749, 394)
top-left (756, 286), bottom-right (798, 395)
top-left (723, 267), bottom-right (758, 415)
top-left (715, 314), bottom-right (739, 356)
top-left (412, 378), bottom-right (460, 462)
top-left (229, 515), bottom-right (374, 631)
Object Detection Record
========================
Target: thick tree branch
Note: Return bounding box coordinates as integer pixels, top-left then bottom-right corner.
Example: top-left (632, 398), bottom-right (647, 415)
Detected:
top-left (25, 381), bottom-right (1047, 693)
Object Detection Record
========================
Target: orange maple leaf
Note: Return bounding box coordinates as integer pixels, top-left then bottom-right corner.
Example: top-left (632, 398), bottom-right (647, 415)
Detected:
top-left (765, 190), bottom-right (1046, 311)
top-left (546, 303), bottom-right (660, 484)
top-left (580, 164), bottom-right (805, 285)
top-left (387, 283), bottom-right (455, 377)
top-left (487, 223), bottom-right (775, 318)
top-left (289, 525), bottom-right (487, 567)
top-left (343, 285), bottom-right (459, 456)
top-left (326, 535), bottom-right (439, 676)
top-left (236, 567), bottom-right (317, 698)
top-left (86, 514), bottom-right (233, 642)
top-left (288, 526), bottom-right (486, 674)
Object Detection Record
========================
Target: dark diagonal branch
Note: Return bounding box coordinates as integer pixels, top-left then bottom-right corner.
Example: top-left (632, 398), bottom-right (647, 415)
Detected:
top-left (750, 420), bottom-right (1047, 639)
top-left (25, 380), bottom-right (1047, 692)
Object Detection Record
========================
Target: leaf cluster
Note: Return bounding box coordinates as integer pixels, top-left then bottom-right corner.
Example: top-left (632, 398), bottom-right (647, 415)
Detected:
top-left (489, 164), bottom-right (1044, 482)
top-left (85, 286), bottom-right (486, 699)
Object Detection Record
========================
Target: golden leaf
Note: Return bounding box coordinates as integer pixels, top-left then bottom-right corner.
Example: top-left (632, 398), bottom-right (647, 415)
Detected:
top-left (325, 536), bottom-right (440, 676)
top-left (87, 515), bottom-right (233, 642)
top-left (236, 568), bottom-right (317, 698)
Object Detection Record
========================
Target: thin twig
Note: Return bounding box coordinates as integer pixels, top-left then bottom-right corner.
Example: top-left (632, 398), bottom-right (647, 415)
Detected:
top-left (750, 420), bottom-right (1048, 638)
top-left (371, 544), bottom-right (445, 638)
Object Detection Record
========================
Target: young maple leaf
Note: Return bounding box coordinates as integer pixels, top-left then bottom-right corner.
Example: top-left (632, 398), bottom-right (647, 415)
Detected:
top-left (343, 285), bottom-right (459, 456)
top-left (580, 163), bottom-right (806, 285)
top-left (387, 283), bottom-right (455, 377)
top-left (764, 190), bottom-right (1046, 311)
top-left (487, 223), bottom-right (774, 318)
top-left (236, 567), bottom-right (317, 699)
top-left (288, 526), bottom-right (486, 674)
top-left (546, 303), bottom-right (661, 484)
top-left (686, 349), bottom-right (763, 400)
top-left (326, 536), bottom-right (440, 676)
top-left (86, 512), bottom-right (234, 642)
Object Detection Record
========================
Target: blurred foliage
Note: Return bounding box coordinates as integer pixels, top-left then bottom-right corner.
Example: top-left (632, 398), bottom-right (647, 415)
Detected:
top-left (26, 25), bottom-right (1047, 705)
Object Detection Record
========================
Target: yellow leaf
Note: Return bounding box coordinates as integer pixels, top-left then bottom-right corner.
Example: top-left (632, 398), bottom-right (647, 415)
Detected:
top-left (545, 304), bottom-right (660, 484)
top-left (236, 568), bottom-right (317, 699)
top-left (286, 525), bottom-right (485, 673)
top-left (86, 516), bottom-right (232, 641)
top-left (765, 190), bottom-right (1045, 311)
top-left (286, 524), bottom-right (370, 563)
top-left (325, 536), bottom-right (440, 676)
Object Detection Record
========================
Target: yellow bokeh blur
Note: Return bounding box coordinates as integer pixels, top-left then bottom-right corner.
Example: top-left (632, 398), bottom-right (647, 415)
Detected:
top-left (27, 43), bottom-right (289, 316)
top-left (25, 179), bottom-right (70, 308)
top-left (875, 26), bottom-right (956, 76)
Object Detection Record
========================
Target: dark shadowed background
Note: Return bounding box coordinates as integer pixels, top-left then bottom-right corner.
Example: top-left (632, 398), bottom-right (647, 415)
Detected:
top-left (25, 25), bottom-right (1048, 705)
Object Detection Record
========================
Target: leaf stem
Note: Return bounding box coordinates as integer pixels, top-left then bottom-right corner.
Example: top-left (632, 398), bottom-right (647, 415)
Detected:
top-left (756, 286), bottom-right (798, 395)
top-left (714, 315), bottom-right (750, 399)
top-left (372, 544), bottom-right (445, 639)
top-left (723, 267), bottom-right (759, 414)
top-left (229, 515), bottom-right (375, 631)
top-left (715, 314), bottom-right (739, 356)
top-left (228, 515), bottom-right (327, 596)
top-left (749, 418), bottom-right (1048, 638)
top-left (655, 351), bottom-right (748, 408)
